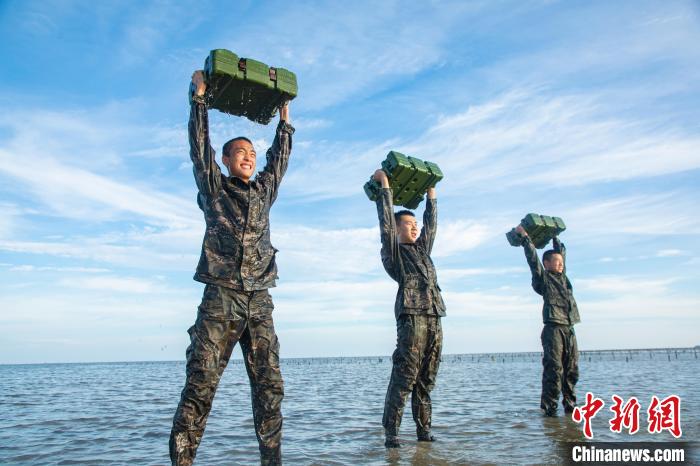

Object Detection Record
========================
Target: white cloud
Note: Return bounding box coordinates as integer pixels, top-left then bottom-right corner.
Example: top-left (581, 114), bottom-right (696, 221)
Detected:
top-left (576, 275), bottom-right (677, 296)
top-left (7, 265), bottom-right (110, 273)
top-left (0, 147), bottom-right (197, 226)
top-left (273, 279), bottom-right (396, 324)
top-left (221, 2), bottom-right (464, 111)
top-left (442, 288), bottom-right (540, 319)
top-left (274, 224), bottom-right (380, 278)
top-left (0, 229), bottom-right (200, 271)
top-left (432, 220), bottom-right (493, 258)
top-left (656, 249), bottom-right (685, 258)
top-left (58, 275), bottom-right (162, 294)
top-left (408, 90), bottom-right (700, 193)
top-left (568, 193), bottom-right (700, 236)
top-left (439, 266), bottom-right (527, 280)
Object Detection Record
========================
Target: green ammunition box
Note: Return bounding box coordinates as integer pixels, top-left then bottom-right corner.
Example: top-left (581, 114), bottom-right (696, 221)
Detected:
top-left (273, 67), bottom-right (297, 95)
top-left (194, 49), bottom-right (298, 125)
top-left (506, 228), bottom-right (524, 247)
top-left (207, 49), bottom-right (242, 78)
top-left (507, 213), bottom-right (567, 249)
top-left (240, 58), bottom-right (274, 88)
top-left (364, 178), bottom-right (381, 202)
top-left (364, 151), bottom-right (443, 209)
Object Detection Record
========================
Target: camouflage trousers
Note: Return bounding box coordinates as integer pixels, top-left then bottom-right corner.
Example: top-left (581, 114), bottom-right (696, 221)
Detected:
top-left (170, 284), bottom-right (284, 466)
top-left (541, 323), bottom-right (579, 414)
top-left (383, 314), bottom-right (442, 438)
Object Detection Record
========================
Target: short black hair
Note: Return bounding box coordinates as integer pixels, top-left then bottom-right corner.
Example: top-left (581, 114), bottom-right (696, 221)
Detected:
top-left (394, 209), bottom-right (415, 223)
top-left (222, 137), bottom-right (254, 158)
top-left (542, 249), bottom-right (562, 263)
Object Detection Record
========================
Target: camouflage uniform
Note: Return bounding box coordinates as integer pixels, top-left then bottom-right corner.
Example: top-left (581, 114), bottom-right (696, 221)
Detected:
top-left (375, 188), bottom-right (446, 443)
top-left (522, 236), bottom-right (580, 415)
top-left (170, 94), bottom-right (293, 466)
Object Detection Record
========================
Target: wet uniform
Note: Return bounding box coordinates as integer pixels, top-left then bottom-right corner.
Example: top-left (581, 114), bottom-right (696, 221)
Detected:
top-left (169, 93), bottom-right (294, 466)
top-left (522, 236), bottom-right (580, 415)
top-left (376, 188), bottom-right (446, 442)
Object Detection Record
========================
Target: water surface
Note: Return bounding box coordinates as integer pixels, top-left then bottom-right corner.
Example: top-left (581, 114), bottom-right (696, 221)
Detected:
top-left (1, 349), bottom-right (697, 465)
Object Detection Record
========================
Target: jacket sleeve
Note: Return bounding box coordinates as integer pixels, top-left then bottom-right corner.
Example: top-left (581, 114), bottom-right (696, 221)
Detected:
top-left (417, 198), bottom-right (437, 255)
top-left (189, 96), bottom-right (222, 202)
top-left (376, 188), bottom-right (402, 281)
top-left (257, 119), bottom-right (295, 205)
top-left (523, 236), bottom-right (545, 295)
top-left (552, 236), bottom-right (566, 274)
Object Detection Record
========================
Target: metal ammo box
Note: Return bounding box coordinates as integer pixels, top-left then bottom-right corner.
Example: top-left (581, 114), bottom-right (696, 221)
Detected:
top-left (364, 151), bottom-right (443, 209)
top-left (506, 213), bottom-right (566, 249)
top-left (190, 49), bottom-right (298, 125)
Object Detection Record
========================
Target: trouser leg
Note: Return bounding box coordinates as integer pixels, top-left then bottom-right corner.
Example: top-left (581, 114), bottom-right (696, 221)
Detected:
top-left (240, 290), bottom-right (284, 465)
top-left (541, 324), bottom-right (564, 415)
top-left (411, 316), bottom-right (442, 438)
top-left (383, 315), bottom-right (426, 438)
top-left (561, 329), bottom-right (579, 412)
top-left (170, 285), bottom-right (245, 466)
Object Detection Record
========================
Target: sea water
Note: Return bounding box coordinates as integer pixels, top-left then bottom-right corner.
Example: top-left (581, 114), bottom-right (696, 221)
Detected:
top-left (1, 349), bottom-right (697, 465)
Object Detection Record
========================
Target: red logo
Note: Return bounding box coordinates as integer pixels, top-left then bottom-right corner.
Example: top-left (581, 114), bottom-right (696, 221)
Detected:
top-left (572, 392), bottom-right (605, 439)
top-left (609, 395), bottom-right (641, 434)
top-left (647, 395), bottom-right (682, 438)
top-left (570, 393), bottom-right (682, 439)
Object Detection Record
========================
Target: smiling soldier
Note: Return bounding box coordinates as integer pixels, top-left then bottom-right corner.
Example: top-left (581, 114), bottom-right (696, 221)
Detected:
top-left (169, 70), bottom-right (294, 466)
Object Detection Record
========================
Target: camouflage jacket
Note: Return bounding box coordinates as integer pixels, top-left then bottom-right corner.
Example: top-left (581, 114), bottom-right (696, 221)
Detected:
top-left (376, 188), bottom-right (446, 319)
top-left (523, 236), bottom-right (581, 326)
top-left (189, 96), bottom-right (294, 291)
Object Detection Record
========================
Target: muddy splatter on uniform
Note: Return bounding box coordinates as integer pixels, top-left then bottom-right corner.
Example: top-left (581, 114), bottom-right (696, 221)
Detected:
top-left (522, 236), bottom-right (580, 415)
top-left (170, 94), bottom-right (293, 466)
top-left (375, 188), bottom-right (446, 445)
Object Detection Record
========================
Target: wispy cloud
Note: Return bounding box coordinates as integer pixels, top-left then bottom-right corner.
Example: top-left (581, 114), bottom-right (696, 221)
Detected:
top-left (7, 265), bottom-right (110, 273)
top-left (0, 149), bottom-right (196, 224)
top-left (58, 275), bottom-right (163, 294)
top-left (0, 228), bottom-right (200, 271)
top-left (218, 2), bottom-right (486, 111)
top-left (432, 220), bottom-right (493, 258)
top-left (576, 275), bottom-right (677, 296)
top-left (409, 89), bottom-right (700, 193)
top-left (568, 192), bottom-right (700, 236)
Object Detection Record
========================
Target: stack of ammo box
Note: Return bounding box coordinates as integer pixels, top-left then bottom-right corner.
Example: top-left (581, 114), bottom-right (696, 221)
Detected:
top-left (364, 151), bottom-right (443, 209)
top-left (194, 49), bottom-right (298, 124)
top-left (506, 214), bottom-right (567, 249)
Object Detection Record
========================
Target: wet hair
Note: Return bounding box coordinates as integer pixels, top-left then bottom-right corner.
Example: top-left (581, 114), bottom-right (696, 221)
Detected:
top-left (394, 209), bottom-right (415, 224)
top-left (542, 249), bottom-right (562, 263)
top-left (222, 137), bottom-right (254, 158)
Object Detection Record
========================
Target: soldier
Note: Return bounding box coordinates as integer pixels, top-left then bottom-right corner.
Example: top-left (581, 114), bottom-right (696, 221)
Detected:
top-left (516, 225), bottom-right (580, 417)
top-left (169, 70), bottom-right (294, 466)
top-left (372, 169), bottom-right (446, 449)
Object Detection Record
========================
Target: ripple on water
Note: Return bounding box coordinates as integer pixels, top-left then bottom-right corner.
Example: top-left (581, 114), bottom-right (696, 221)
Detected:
top-left (0, 354), bottom-right (697, 465)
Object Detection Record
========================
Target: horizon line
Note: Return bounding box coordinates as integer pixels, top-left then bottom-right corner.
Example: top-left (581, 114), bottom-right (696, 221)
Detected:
top-left (2, 346), bottom-right (698, 366)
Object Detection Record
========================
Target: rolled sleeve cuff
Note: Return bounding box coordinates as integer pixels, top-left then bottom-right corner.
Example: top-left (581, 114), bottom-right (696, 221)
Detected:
top-left (191, 94), bottom-right (207, 106)
top-left (278, 120), bottom-right (295, 135)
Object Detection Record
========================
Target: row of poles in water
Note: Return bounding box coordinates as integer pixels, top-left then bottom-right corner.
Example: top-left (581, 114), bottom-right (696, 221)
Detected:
top-left (226, 347), bottom-right (699, 365)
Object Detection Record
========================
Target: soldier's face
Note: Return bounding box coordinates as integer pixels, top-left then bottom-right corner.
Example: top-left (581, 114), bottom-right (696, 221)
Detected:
top-left (397, 215), bottom-right (418, 243)
top-left (544, 254), bottom-right (564, 273)
top-left (223, 140), bottom-right (257, 182)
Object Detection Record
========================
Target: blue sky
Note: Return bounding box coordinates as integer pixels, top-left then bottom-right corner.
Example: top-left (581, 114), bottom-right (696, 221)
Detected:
top-left (0, 1), bottom-right (698, 364)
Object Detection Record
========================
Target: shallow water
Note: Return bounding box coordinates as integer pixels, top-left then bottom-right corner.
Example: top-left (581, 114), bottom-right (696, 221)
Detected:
top-left (1, 350), bottom-right (697, 465)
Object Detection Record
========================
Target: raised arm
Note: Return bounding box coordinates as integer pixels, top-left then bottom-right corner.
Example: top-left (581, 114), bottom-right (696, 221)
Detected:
top-left (374, 169), bottom-right (402, 281)
top-left (257, 103), bottom-right (295, 205)
top-left (417, 187), bottom-right (437, 254)
top-left (517, 225), bottom-right (545, 295)
top-left (552, 236), bottom-right (566, 274)
top-left (189, 70), bottom-right (222, 202)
